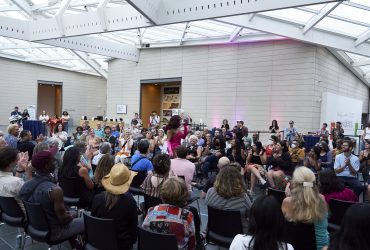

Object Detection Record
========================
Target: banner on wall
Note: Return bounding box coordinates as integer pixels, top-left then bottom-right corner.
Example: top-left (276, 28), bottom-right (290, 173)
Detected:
top-left (320, 92), bottom-right (362, 136)
top-left (27, 105), bottom-right (36, 120)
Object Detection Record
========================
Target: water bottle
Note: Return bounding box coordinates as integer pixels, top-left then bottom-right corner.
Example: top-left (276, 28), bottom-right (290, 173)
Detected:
top-left (15, 234), bottom-right (22, 249)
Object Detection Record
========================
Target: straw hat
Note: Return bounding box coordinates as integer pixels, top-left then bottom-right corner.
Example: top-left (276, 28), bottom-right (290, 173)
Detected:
top-left (102, 163), bottom-right (137, 195)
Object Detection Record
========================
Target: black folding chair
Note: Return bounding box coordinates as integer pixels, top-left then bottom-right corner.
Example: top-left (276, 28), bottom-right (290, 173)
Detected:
top-left (283, 221), bottom-right (316, 250)
top-left (129, 170), bottom-right (147, 206)
top-left (206, 206), bottom-right (243, 248)
top-left (143, 194), bottom-right (162, 215)
top-left (138, 226), bottom-right (178, 250)
top-left (23, 201), bottom-right (67, 249)
top-left (83, 213), bottom-right (118, 250)
top-left (267, 187), bottom-right (286, 206)
top-left (328, 199), bottom-right (356, 229)
top-left (58, 177), bottom-right (81, 207)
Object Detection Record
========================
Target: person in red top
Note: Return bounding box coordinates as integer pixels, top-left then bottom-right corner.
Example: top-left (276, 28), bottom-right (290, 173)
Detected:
top-left (318, 169), bottom-right (358, 204)
top-left (265, 135), bottom-right (279, 158)
top-left (166, 115), bottom-right (189, 158)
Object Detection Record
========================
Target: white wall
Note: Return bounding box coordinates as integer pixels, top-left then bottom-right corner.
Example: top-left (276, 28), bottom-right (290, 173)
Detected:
top-left (0, 58), bottom-right (107, 126)
top-left (107, 40), bottom-right (369, 134)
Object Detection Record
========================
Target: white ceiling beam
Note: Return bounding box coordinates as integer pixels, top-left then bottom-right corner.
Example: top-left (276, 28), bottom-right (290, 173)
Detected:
top-left (0, 6), bottom-right (20, 12)
top-left (137, 28), bottom-right (142, 47)
top-left (179, 22), bottom-right (190, 45)
top-left (228, 26), bottom-right (243, 42)
top-left (97, 0), bottom-right (110, 31)
top-left (302, 2), bottom-right (341, 34)
top-left (216, 14), bottom-right (370, 58)
top-left (54, 0), bottom-right (72, 36)
top-left (0, 44), bottom-right (52, 50)
top-left (71, 50), bottom-right (107, 79)
top-left (328, 48), bottom-right (370, 86)
top-left (38, 36), bottom-right (139, 61)
top-left (352, 58), bottom-right (370, 67)
top-left (355, 28), bottom-right (370, 47)
top-left (24, 56), bottom-right (80, 62)
top-left (126, 0), bottom-right (162, 24)
top-left (9, 0), bottom-right (33, 19)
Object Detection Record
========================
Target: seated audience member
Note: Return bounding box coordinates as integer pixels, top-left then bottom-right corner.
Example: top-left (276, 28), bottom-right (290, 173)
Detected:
top-left (103, 126), bottom-right (116, 153)
top-left (116, 130), bottom-right (134, 163)
top-left (201, 156), bottom-right (230, 198)
top-left (155, 129), bottom-right (168, 155)
top-left (0, 138), bottom-right (7, 150)
top-left (74, 142), bottom-right (94, 176)
top-left (145, 130), bottom-right (156, 158)
top-left (205, 165), bottom-right (252, 233)
top-left (289, 139), bottom-right (305, 167)
top-left (226, 138), bottom-right (246, 167)
top-left (318, 169), bottom-right (358, 204)
top-left (131, 140), bottom-right (153, 173)
top-left (194, 131), bottom-right (204, 147)
top-left (265, 135), bottom-right (279, 158)
top-left (91, 164), bottom-right (138, 250)
top-left (141, 154), bottom-right (171, 198)
top-left (111, 125), bottom-right (120, 139)
top-left (0, 148), bottom-right (31, 210)
top-left (230, 196), bottom-right (294, 250)
top-left (265, 140), bottom-right (293, 189)
top-left (294, 133), bottom-right (305, 149)
top-left (143, 177), bottom-right (196, 250)
top-left (86, 128), bottom-right (101, 149)
top-left (332, 139), bottom-right (343, 157)
top-left (94, 122), bottom-right (104, 138)
top-left (20, 149), bottom-right (84, 246)
top-left (93, 154), bottom-right (115, 194)
top-left (58, 147), bottom-right (94, 207)
top-left (5, 124), bottom-right (19, 149)
top-left (17, 130), bottom-right (35, 159)
top-left (326, 203), bottom-right (370, 250)
top-left (72, 126), bottom-right (83, 142)
top-left (282, 167), bottom-right (328, 250)
top-left (359, 139), bottom-right (370, 181)
top-left (304, 145), bottom-right (322, 173)
top-left (171, 146), bottom-right (195, 193)
top-left (91, 142), bottom-right (111, 167)
top-left (333, 140), bottom-right (363, 197)
top-left (319, 141), bottom-right (333, 169)
top-left (246, 141), bottom-right (268, 195)
top-left (186, 135), bottom-right (202, 163)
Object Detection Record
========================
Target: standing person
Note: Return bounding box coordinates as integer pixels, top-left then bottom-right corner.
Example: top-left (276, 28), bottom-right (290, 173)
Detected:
top-left (48, 115), bottom-right (60, 137)
top-left (284, 121), bottom-right (298, 142)
top-left (233, 120), bottom-right (248, 144)
top-left (149, 111), bottom-right (160, 130)
top-left (230, 196), bottom-right (294, 250)
top-left (10, 106), bottom-right (21, 116)
top-left (317, 123), bottom-right (329, 137)
top-left (166, 115), bottom-right (189, 158)
top-left (19, 148), bottom-right (84, 247)
top-left (61, 111), bottom-right (70, 133)
top-left (331, 121), bottom-right (344, 149)
top-left (21, 109), bottom-right (30, 121)
top-left (39, 110), bottom-right (50, 136)
top-left (333, 140), bottom-right (363, 197)
top-left (326, 203), bottom-right (370, 250)
top-left (269, 120), bottom-right (280, 137)
top-left (4, 124), bottom-right (19, 149)
top-left (282, 167), bottom-right (329, 250)
top-left (91, 164), bottom-right (138, 250)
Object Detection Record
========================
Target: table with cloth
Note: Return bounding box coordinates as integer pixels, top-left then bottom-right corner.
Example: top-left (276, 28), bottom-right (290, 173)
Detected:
top-left (303, 135), bottom-right (321, 152)
top-left (23, 120), bottom-right (43, 140)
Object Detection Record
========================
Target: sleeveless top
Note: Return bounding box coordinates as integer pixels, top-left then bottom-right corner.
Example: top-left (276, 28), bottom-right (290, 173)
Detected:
top-left (250, 154), bottom-right (262, 165)
top-left (19, 175), bottom-right (60, 226)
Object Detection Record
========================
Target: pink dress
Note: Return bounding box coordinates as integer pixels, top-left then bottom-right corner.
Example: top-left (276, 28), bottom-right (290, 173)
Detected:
top-left (323, 188), bottom-right (358, 204)
top-left (167, 125), bottom-right (188, 156)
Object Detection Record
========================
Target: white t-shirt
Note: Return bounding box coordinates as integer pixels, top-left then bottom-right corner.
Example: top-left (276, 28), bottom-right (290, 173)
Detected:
top-left (230, 234), bottom-right (294, 250)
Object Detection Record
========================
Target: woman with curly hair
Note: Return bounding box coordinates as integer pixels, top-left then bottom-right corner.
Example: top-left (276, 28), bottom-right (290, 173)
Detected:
top-left (166, 115), bottom-right (189, 157)
top-left (282, 167), bottom-right (329, 250)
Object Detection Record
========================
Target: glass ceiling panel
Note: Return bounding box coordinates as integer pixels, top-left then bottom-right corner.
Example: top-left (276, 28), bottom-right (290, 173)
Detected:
top-left (351, 0), bottom-right (370, 8)
top-left (263, 8), bottom-right (314, 24)
top-left (316, 17), bottom-right (369, 37)
top-left (331, 4), bottom-right (370, 25)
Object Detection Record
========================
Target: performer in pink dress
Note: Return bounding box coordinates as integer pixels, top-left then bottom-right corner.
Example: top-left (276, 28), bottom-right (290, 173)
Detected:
top-left (166, 115), bottom-right (189, 157)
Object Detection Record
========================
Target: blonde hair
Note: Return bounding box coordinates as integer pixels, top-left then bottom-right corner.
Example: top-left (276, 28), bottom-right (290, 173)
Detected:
top-left (189, 135), bottom-right (198, 142)
top-left (214, 165), bottom-right (246, 199)
top-left (290, 167), bottom-right (326, 223)
top-left (160, 177), bottom-right (189, 208)
top-left (7, 124), bottom-right (18, 134)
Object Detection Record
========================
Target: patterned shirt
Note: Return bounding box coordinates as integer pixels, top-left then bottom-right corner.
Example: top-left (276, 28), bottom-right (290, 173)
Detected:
top-left (142, 204), bottom-right (195, 250)
top-left (0, 171), bottom-right (24, 211)
top-left (4, 134), bottom-right (18, 149)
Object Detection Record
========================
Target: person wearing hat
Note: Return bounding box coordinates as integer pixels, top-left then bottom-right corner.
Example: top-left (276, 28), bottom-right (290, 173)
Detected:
top-left (91, 163), bottom-right (138, 250)
top-left (19, 147), bottom-right (84, 246)
top-left (284, 120), bottom-right (298, 142)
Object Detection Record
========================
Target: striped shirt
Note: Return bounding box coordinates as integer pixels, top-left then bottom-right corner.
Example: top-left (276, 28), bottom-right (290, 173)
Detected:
top-left (205, 187), bottom-right (252, 233)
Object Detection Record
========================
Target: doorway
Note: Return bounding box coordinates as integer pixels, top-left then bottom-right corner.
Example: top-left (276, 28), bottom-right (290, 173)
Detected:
top-left (140, 78), bottom-right (181, 128)
top-left (37, 81), bottom-right (62, 118)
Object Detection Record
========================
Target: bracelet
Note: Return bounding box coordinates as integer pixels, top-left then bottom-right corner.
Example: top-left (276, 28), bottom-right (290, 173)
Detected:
top-left (16, 169), bottom-right (25, 173)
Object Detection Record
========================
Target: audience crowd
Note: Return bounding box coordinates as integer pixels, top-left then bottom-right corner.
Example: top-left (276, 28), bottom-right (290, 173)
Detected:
top-left (0, 113), bottom-right (370, 250)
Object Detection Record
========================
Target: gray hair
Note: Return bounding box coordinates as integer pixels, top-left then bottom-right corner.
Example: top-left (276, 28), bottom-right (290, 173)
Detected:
top-left (100, 142), bottom-right (111, 154)
top-left (46, 137), bottom-right (59, 148)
